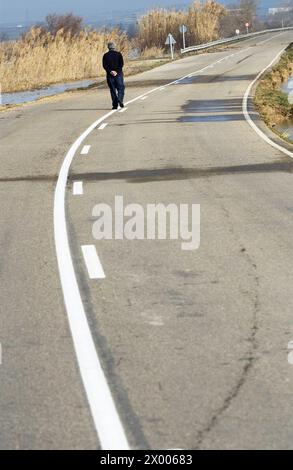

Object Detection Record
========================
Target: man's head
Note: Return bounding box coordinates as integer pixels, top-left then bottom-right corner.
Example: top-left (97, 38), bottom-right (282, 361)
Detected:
top-left (108, 42), bottom-right (116, 51)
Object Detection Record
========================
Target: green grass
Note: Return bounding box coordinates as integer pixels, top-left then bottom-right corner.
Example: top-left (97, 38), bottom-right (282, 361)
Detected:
top-left (254, 43), bottom-right (293, 129)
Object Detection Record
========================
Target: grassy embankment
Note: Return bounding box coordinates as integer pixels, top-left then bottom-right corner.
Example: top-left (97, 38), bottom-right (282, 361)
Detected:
top-left (0, 1), bottom-right (226, 95)
top-left (254, 43), bottom-right (293, 132)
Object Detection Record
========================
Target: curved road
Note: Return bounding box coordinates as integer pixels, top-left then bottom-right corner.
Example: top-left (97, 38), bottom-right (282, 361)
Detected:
top-left (0, 31), bottom-right (293, 450)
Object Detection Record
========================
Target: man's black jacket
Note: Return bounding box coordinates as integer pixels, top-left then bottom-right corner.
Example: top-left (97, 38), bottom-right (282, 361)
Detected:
top-left (103, 50), bottom-right (124, 75)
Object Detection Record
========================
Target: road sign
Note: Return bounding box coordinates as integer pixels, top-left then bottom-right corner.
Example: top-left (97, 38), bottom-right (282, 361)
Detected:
top-left (165, 33), bottom-right (176, 45)
top-left (245, 22), bottom-right (250, 34)
top-left (179, 25), bottom-right (187, 49)
top-left (165, 33), bottom-right (176, 59)
top-left (235, 29), bottom-right (240, 35)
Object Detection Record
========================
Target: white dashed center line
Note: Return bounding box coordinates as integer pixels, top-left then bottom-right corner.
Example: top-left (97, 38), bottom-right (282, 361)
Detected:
top-left (53, 33), bottom-right (285, 450)
top-left (81, 145), bottom-right (91, 155)
top-left (73, 182), bottom-right (83, 195)
top-left (81, 245), bottom-right (106, 279)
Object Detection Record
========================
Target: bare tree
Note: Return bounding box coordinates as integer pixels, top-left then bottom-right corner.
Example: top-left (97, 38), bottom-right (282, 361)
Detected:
top-left (220, 0), bottom-right (260, 36)
top-left (238, 0), bottom-right (259, 24)
top-left (263, 0), bottom-right (293, 28)
top-left (128, 21), bottom-right (139, 39)
top-left (44, 13), bottom-right (83, 36)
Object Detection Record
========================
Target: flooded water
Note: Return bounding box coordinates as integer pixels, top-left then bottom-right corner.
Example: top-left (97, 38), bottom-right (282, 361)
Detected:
top-left (282, 76), bottom-right (293, 102)
top-left (277, 76), bottom-right (293, 142)
top-left (1, 79), bottom-right (97, 106)
top-left (277, 120), bottom-right (293, 142)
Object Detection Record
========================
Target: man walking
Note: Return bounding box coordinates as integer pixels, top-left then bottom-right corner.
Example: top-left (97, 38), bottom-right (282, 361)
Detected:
top-left (103, 42), bottom-right (125, 110)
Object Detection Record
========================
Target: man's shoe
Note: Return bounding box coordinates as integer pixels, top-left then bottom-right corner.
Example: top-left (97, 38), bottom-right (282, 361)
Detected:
top-left (118, 101), bottom-right (124, 108)
top-left (112, 106), bottom-right (118, 110)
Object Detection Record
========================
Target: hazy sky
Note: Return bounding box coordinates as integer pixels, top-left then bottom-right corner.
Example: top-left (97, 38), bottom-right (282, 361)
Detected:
top-left (0, 0), bottom-right (280, 23)
top-left (0, 0), bottom-right (188, 23)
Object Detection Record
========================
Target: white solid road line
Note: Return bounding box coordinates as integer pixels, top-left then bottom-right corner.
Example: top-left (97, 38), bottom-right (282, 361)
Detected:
top-left (81, 145), bottom-right (91, 155)
top-left (141, 96), bottom-right (148, 100)
top-left (119, 107), bottom-right (128, 113)
top-left (54, 107), bottom-right (130, 450)
top-left (81, 245), bottom-right (106, 279)
top-left (125, 32), bottom-right (285, 105)
top-left (243, 45), bottom-right (293, 160)
top-left (257, 31), bottom-right (284, 45)
top-left (54, 32), bottom-right (288, 451)
top-left (73, 181), bottom-right (83, 195)
top-left (125, 48), bottom-right (247, 105)
top-left (98, 123), bottom-right (108, 130)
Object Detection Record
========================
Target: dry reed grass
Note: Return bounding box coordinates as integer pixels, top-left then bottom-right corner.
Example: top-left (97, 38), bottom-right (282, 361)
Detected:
top-left (0, 27), bottom-right (129, 93)
top-left (140, 46), bottom-right (166, 59)
top-left (0, 1), bottom-right (226, 94)
top-left (137, 1), bottom-right (226, 50)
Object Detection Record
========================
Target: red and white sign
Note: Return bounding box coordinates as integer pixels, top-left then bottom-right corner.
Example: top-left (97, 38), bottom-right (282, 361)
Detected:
top-left (245, 22), bottom-right (250, 27)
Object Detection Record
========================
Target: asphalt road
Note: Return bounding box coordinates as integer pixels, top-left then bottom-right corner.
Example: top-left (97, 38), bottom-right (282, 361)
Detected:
top-left (1, 31), bottom-right (293, 450)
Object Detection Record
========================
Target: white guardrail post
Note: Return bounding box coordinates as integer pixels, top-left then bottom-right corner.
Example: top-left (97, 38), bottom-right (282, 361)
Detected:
top-left (180, 27), bottom-right (293, 54)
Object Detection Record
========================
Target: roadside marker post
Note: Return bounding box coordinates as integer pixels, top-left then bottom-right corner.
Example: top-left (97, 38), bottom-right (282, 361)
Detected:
top-left (179, 25), bottom-right (187, 50)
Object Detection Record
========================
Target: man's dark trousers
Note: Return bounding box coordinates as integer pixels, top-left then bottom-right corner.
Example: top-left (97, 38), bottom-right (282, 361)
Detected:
top-left (107, 73), bottom-right (125, 108)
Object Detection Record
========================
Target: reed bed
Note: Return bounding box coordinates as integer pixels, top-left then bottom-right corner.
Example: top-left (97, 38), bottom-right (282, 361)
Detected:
top-left (0, 27), bottom-right (129, 93)
top-left (0, 1), bottom-right (226, 94)
top-left (137, 1), bottom-right (226, 50)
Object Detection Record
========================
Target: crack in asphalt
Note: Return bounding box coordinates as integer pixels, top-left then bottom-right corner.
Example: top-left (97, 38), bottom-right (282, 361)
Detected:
top-left (192, 197), bottom-right (260, 450)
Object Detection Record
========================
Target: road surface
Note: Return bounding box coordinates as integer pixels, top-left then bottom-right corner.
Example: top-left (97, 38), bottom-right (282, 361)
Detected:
top-left (0, 31), bottom-right (293, 450)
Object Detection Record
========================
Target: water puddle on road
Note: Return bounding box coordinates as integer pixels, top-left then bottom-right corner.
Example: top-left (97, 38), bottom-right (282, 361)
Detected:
top-left (180, 114), bottom-right (243, 123)
top-left (1, 79), bottom-right (97, 106)
top-left (180, 98), bottom-right (244, 123)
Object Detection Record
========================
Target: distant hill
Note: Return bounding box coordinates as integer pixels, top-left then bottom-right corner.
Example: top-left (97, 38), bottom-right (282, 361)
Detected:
top-left (0, 0), bottom-right (284, 41)
top-left (221, 0), bottom-right (282, 14)
top-left (85, 0), bottom-right (283, 28)
top-left (146, 1), bottom-right (283, 15)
